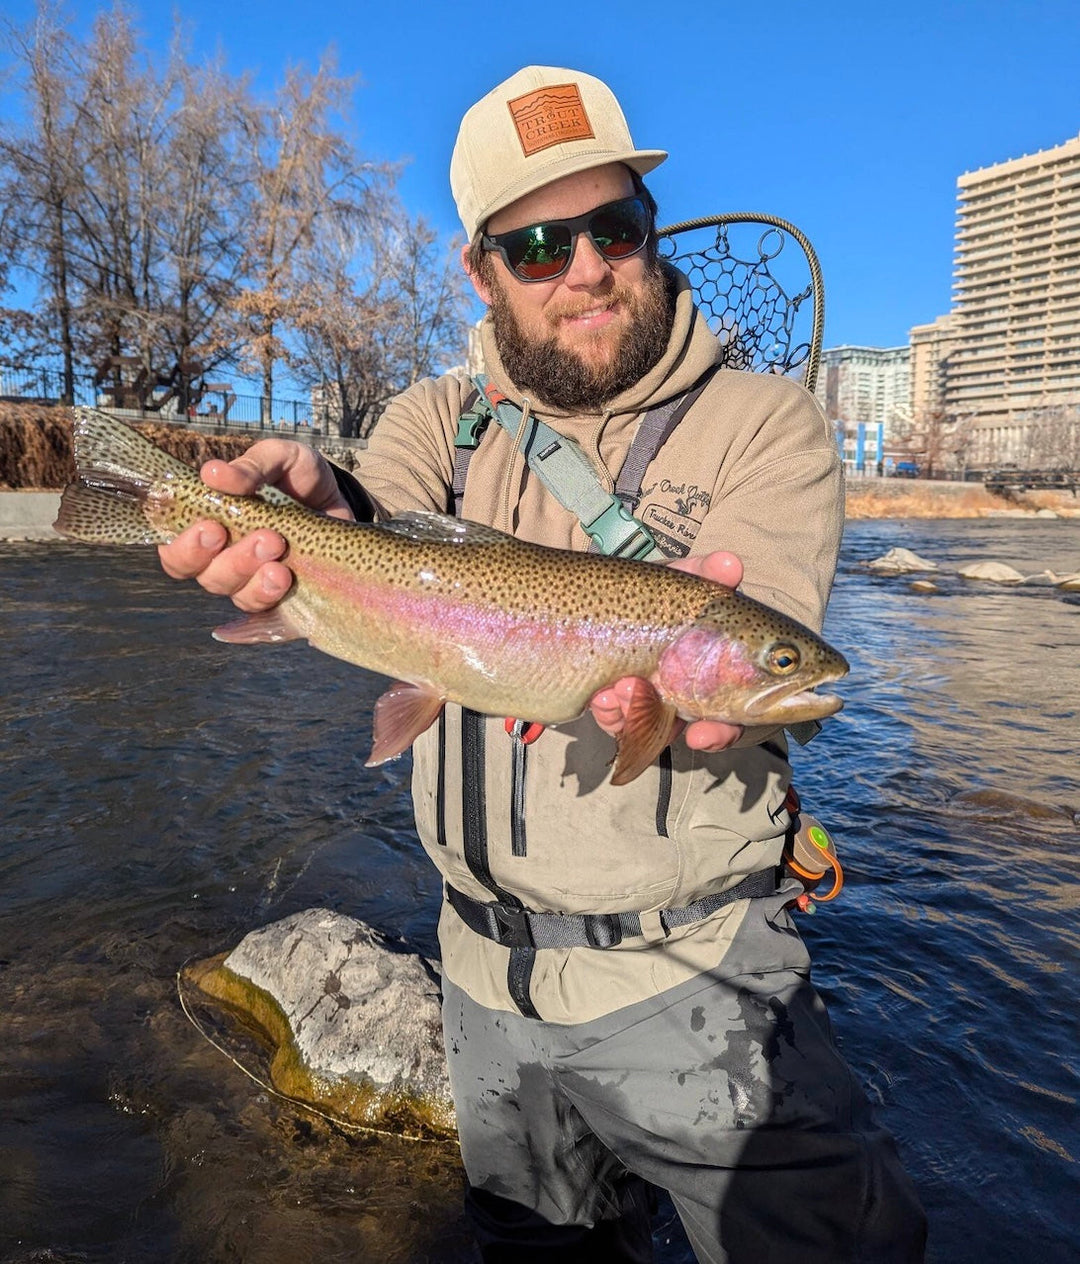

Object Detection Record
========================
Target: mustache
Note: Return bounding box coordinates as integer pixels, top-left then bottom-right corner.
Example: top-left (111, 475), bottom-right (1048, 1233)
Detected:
top-left (488, 265), bottom-right (675, 413)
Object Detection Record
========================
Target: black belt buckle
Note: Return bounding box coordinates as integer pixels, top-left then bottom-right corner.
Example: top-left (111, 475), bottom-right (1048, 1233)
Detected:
top-left (584, 913), bottom-right (623, 948)
top-left (492, 903), bottom-right (533, 947)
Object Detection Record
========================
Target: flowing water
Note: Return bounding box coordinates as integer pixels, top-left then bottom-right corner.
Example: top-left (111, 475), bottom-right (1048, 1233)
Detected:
top-left (1, 518), bottom-right (1078, 1263)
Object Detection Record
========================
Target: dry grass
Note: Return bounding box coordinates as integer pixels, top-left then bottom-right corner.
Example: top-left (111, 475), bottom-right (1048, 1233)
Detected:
top-left (0, 400), bottom-right (255, 489)
top-left (844, 484), bottom-right (1008, 519)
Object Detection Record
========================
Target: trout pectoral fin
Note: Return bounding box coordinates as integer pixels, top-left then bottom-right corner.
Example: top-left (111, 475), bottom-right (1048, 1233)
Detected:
top-left (610, 681), bottom-right (678, 787)
top-left (212, 610), bottom-right (302, 644)
top-left (366, 681), bottom-right (446, 767)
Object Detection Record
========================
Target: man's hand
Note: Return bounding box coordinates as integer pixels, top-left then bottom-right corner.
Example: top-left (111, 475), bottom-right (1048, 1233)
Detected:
top-left (589, 551), bottom-right (745, 754)
top-left (157, 439), bottom-right (353, 611)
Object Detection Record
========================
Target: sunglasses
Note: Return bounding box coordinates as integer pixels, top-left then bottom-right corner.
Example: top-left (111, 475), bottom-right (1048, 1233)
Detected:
top-left (481, 195), bottom-right (652, 283)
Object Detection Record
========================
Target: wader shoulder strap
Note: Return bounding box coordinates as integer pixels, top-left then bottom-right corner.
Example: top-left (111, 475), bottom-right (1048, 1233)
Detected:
top-left (612, 368), bottom-right (717, 514)
top-left (471, 373), bottom-right (661, 560)
top-left (454, 371), bottom-right (718, 560)
top-left (451, 386), bottom-right (486, 516)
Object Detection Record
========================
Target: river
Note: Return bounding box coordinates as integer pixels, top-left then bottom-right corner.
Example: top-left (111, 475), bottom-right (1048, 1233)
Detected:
top-left (1, 517), bottom-right (1077, 1263)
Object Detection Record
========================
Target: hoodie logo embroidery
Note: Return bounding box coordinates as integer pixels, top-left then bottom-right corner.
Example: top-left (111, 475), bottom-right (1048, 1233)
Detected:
top-left (507, 85), bottom-right (595, 157)
top-left (638, 480), bottom-right (711, 557)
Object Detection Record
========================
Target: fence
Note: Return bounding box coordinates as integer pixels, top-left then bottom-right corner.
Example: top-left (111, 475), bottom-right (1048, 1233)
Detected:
top-left (0, 362), bottom-right (320, 435)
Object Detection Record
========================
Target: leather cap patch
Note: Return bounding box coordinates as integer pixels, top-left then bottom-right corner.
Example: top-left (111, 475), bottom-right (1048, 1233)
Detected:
top-left (507, 83), bottom-right (595, 157)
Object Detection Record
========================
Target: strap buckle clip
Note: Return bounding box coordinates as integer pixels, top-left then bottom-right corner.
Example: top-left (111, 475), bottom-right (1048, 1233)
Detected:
top-left (491, 903), bottom-right (533, 947)
top-left (582, 497), bottom-right (659, 561)
top-left (454, 409), bottom-right (489, 449)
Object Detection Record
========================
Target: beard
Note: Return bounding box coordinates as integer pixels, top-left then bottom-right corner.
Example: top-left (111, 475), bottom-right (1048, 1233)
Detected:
top-left (487, 260), bottom-right (676, 413)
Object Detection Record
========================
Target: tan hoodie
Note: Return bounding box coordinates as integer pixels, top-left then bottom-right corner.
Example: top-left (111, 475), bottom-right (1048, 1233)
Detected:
top-left (354, 269), bottom-right (844, 1023)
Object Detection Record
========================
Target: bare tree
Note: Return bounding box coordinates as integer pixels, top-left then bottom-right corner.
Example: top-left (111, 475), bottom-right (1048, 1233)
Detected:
top-left (386, 215), bottom-right (473, 408)
top-left (0, 13), bottom-right (472, 423)
top-left (0, 4), bottom-right (251, 407)
top-left (0, 2), bottom-right (89, 401)
top-left (1022, 404), bottom-right (1080, 469)
top-left (71, 10), bottom-right (182, 399)
top-left (231, 58), bottom-right (394, 420)
top-left (146, 50), bottom-right (251, 410)
top-left (289, 210), bottom-right (470, 438)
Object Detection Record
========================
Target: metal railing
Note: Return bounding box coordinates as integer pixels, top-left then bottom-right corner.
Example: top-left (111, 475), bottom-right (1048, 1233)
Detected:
top-left (0, 362), bottom-right (318, 434)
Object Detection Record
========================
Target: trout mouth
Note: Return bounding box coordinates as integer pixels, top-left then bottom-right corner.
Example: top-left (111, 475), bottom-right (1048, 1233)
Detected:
top-left (742, 680), bottom-right (846, 722)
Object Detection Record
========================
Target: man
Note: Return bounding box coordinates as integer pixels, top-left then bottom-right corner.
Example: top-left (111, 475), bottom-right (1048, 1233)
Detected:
top-left (161, 66), bottom-right (926, 1263)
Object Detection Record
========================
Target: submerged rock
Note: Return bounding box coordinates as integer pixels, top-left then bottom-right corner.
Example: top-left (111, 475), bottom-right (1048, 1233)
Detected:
top-left (185, 908), bottom-right (455, 1136)
top-left (866, 547), bottom-right (939, 574)
top-left (949, 787), bottom-right (1078, 825)
top-left (956, 561), bottom-right (1032, 584)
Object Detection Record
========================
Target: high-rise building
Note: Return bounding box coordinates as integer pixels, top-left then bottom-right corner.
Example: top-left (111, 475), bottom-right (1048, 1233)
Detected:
top-left (947, 133), bottom-right (1080, 424)
top-left (814, 344), bottom-right (911, 430)
top-left (909, 313), bottom-right (957, 423)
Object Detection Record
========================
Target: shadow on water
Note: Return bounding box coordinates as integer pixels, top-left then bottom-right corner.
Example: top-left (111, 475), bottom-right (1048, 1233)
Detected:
top-left (1, 518), bottom-right (1078, 1262)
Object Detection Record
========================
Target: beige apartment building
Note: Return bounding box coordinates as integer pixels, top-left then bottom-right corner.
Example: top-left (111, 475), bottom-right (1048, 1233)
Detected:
top-left (909, 313), bottom-right (956, 424)
top-left (937, 132), bottom-right (1080, 465)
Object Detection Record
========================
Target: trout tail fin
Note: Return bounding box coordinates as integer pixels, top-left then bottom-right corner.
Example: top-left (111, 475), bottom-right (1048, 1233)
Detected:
top-left (53, 408), bottom-right (194, 544)
top-left (70, 407), bottom-right (195, 492)
top-left (54, 481), bottom-right (163, 544)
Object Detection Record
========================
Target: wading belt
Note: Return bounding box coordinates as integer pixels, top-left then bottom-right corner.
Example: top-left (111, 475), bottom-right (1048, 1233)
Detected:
top-left (445, 868), bottom-right (778, 950)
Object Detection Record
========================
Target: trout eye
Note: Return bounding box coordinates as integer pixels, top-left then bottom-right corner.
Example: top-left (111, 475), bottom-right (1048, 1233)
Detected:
top-left (766, 642), bottom-right (801, 675)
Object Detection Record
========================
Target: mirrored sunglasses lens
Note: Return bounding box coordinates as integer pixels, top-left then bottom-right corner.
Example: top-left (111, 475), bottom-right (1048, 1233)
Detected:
top-left (589, 200), bottom-right (650, 259)
top-left (506, 225), bottom-right (573, 279)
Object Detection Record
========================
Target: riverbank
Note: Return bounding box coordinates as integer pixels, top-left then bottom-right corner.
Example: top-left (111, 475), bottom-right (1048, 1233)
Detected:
top-left (0, 490), bottom-right (63, 540)
top-left (844, 477), bottom-right (1080, 520)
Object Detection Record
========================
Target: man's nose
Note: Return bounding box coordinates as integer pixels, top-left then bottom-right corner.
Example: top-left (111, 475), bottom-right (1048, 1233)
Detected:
top-left (562, 233), bottom-right (611, 287)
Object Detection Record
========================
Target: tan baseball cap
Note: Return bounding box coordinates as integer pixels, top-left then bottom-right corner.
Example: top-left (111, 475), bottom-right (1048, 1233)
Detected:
top-left (450, 65), bottom-right (667, 239)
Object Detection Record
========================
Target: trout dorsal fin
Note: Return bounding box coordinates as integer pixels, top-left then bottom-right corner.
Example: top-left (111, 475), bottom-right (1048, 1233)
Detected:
top-left (380, 510), bottom-right (513, 547)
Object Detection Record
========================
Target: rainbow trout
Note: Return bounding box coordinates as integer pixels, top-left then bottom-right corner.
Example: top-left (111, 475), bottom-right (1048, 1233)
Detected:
top-left (55, 409), bottom-right (849, 784)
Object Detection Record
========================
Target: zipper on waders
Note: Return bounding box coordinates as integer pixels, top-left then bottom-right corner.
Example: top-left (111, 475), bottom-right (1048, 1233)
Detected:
top-left (461, 708), bottom-right (539, 1019)
top-left (505, 718), bottom-right (543, 857)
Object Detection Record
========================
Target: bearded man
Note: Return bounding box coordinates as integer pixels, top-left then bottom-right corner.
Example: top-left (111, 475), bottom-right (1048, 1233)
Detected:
top-left (159, 65), bottom-right (926, 1264)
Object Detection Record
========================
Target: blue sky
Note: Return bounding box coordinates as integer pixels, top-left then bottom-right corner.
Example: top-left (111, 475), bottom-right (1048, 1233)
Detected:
top-left (4, 0), bottom-right (1080, 349)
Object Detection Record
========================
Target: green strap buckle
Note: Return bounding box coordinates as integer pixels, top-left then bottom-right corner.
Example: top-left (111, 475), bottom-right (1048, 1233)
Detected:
top-left (583, 498), bottom-right (659, 560)
top-left (454, 410), bottom-right (489, 449)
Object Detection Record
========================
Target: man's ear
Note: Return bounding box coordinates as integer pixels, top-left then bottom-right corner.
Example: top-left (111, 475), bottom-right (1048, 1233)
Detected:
top-left (461, 243), bottom-right (493, 306)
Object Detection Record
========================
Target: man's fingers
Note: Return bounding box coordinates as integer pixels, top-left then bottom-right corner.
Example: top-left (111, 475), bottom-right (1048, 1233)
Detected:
top-left (225, 559), bottom-right (294, 611)
top-left (668, 549), bottom-right (743, 589)
top-left (590, 677), bottom-right (684, 745)
top-left (682, 719), bottom-right (743, 752)
top-left (158, 521), bottom-right (228, 580)
top-left (158, 525), bottom-right (289, 607)
top-left (198, 456), bottom-right (265, 495)
top-left (197, 439), bottom-right (351, 518)
top-left (589, 687), bottom-right (625, 735)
